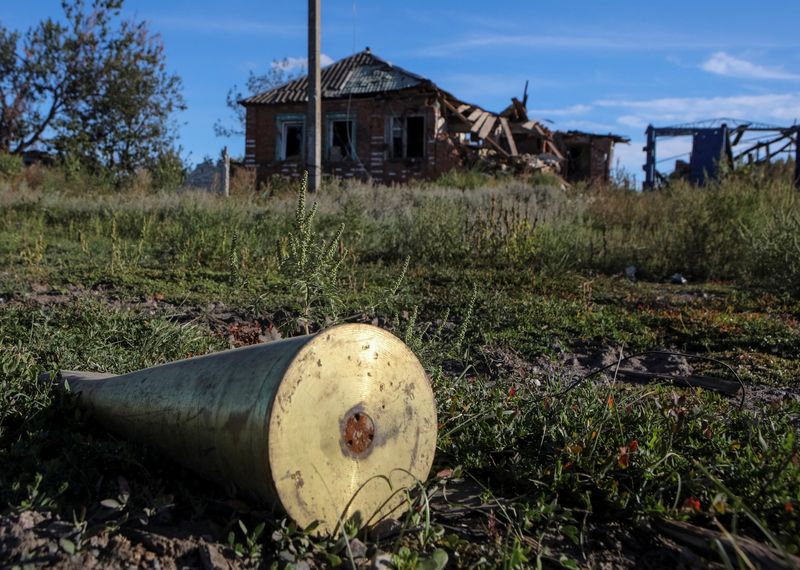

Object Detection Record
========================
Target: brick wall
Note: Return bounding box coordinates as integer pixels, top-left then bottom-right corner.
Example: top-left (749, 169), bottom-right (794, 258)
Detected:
top-left (244, 92), bottom-right (462, 188)
top-left (589, 138), bottom-right (613, 183)
top-left (554, 134), bottom-right (615, 184)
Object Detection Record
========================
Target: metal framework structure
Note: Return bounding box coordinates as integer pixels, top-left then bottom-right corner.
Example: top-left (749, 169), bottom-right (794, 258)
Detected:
top-left (643, 118), bottom-right (800, 190)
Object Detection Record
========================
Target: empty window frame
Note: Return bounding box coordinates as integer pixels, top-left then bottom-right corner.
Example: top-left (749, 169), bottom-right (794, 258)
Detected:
top-left (406, 116), bottom-right (425, 158)
top-left (327, 117), bottom-right (356, 161)
top-left (388, 115), bottom-right (425, 159)
top-left (282, 123), bottom-right (304, 160)
top-left (276, 114), bottom-right (305, 160)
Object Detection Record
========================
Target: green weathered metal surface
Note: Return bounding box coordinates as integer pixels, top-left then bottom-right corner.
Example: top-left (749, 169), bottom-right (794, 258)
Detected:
top-left (57, 324), bottom-right (437, 534)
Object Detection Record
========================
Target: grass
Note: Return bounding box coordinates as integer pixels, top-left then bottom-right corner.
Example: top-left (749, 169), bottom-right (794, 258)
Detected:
top-left (1, 166), bottom-right (799, 568)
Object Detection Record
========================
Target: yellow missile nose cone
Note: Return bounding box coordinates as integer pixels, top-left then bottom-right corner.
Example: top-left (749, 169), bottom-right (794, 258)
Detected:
top-left (269, 324), bottom-right (437, 534)
top-left (55, 324), bottom-right (437, 536)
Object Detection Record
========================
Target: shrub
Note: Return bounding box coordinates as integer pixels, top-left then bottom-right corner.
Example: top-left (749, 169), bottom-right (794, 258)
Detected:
top-left (150, 150), bottom-right (186, 191)
top-left (229, 165), bottom-right (256, 195)
top-left (526, 170), bottom-right (563, 189)
top-left (0, 153), bottom-right (24, 179)
top-left (435, 167), bottom-right (490, 190)
top-left (0, 343), bottom-right (48, 438)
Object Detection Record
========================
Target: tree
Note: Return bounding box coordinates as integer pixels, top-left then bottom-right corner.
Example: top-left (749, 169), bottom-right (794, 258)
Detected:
top-left (0, 0), bottom-right (185, 178)
top-left (57, 16), bottom-right (185, 176)
top-left (214, 59), bottom-right (301, 138)
top-left (0, 14), bottom-right (79, 155)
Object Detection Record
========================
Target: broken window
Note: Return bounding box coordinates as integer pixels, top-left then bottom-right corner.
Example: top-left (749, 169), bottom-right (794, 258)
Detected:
top-left (390, 118), bottom-right (404, 159)
top-left (388, 115), bottom-right (426, 159)
top-left (280, 122), bottom-right (304, 160)
top-left (565, 144), bottom-right (591, 181)
top-left (329, 119), bottom-right (355, 161)
top-left (406, 116), bottom-right (424, 158)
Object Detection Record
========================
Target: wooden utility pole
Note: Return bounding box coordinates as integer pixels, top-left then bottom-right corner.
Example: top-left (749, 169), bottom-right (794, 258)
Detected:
top-left (221, 146), bottom-right (230, 198)
top-left (307, 0), bottom-right (322, 192)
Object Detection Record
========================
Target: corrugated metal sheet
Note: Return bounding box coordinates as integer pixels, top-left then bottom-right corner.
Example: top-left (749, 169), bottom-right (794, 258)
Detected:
top-left (241, 50), bottom-right (428, 105)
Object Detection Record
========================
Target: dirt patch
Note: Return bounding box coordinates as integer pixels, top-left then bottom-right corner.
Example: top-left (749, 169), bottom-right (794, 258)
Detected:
top-left (563, 346), bottom-right (693, 378)
top-left (560, 345), bottom-right (800, 411)
top-left (0, 510), bottom-right (237, 569)
top-left (428, 477), bottom-right (701, 569)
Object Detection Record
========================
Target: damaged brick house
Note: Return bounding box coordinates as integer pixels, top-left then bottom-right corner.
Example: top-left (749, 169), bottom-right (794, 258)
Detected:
top-left (500, 90), bottom-right (630, 183)
top-left (240, 49), bottom-right (628, 186)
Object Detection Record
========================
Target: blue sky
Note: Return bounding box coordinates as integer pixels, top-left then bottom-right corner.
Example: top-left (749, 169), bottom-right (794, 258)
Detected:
top-left (5, 1), bottom-right (800, 183)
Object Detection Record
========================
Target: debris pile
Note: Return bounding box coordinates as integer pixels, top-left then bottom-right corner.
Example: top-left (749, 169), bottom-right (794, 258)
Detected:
top-left (439, 86), bottom-right (627, 182)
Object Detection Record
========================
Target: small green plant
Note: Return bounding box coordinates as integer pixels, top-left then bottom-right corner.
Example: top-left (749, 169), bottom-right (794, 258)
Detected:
top-left (267, 519), bottom-right (328, 565)
top-left (392, 546), bottom-right (448, 570)
top-left (228, 230), bottom-right (249, 290)
top-left (0, 342), bottom-right (49, 438)
top-left (402, 305), bottom-right (427, 355)
top-left (150, 150), bottom-right (186, 191)
top-left (503, 538), bottom-right (530, 569)
top-left (20, 232), bottom-right (46, 272)
top-left (435, 167), bottom-right (489, 190)
top-left (0, 153), bottom-right (24, 179)
top-left (389, 255), bottom-right (411, 299)
top-left (109, 213), bottom-right (122, 274)
top-left (278, 172), bottom-right (347, 333)
top-left (228, 519), bottom-right (266, 560)
top-left (11, 472), bottom-right (68, 512)
top-left (453, 284), bottom-right (478, 355)
top-left (132, 213), bottom-right (154, 266)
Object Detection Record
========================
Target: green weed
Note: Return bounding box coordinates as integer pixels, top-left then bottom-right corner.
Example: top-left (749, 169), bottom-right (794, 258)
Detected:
top-left (277, 173), bottom-right (347, 333)
top-left (1, 169), bottom-right (800, 567)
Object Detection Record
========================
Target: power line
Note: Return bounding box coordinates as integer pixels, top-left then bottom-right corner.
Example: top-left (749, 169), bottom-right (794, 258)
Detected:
top-left (656, 151), bottom-right (691, 164)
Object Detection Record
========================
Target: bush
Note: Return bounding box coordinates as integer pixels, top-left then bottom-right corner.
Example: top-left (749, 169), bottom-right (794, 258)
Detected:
top-left (0, 153), bottom-right (23, 179)
top-left (150, 150), bottom-right (186, 191)
top-left (435, 167), bottom-right (490, 190)
top-left (0, 343), bottom-right (48, 438)
top-left (262, 173), bottom-right (298, 196)
top-left (526, 170), bottom-right (563, 189)
top-left (1, 162), bottom-right (799, 294)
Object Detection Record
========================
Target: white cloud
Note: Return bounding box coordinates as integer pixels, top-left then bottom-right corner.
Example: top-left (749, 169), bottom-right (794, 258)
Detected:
top-left (616, 115), bottom-right (648, 129)
top-left (416, 31), bottom-right (800, 59)
top-left (650, 138), bottom-right (693, 164)
top-left (527, 104), bottom-right (592, 117)
top-left (420, 34), bottom-right (634, 56)
top-left (555, 119), bottom-right (618, 133)
top-left (701, 52), bottom-right (800, 80)
top-left (435, 73), bottom-right (563, 103)
top-left (611, 140), bottom-right (646, 178)
top-left (612, 137), bottom-right (696, 185)
top-left (272, 54), bottom-right (335, 73)
top-left (598, 93), bottom-right (800, 126)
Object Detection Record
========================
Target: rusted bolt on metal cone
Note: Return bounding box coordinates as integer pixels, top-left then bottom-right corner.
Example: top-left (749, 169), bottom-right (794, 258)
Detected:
top-left (49, 324), bottom-right (437, 535)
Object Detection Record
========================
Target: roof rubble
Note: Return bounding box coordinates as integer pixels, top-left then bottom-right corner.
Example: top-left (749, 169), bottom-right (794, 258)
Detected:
top-left (438, 94), bottom-right (568, 177)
